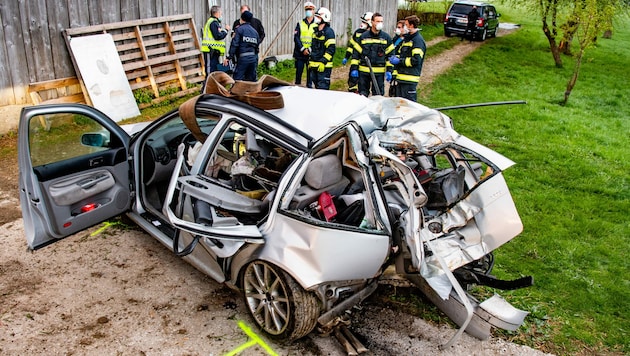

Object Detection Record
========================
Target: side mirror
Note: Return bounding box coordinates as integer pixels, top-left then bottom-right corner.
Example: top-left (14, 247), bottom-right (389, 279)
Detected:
top-left (81, 132), bottom-right (110, 147)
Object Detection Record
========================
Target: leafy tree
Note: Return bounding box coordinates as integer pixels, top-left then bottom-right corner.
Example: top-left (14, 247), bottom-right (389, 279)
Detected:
top-left (562, 0), bottom-right (616, 104)
top-left (538, 0), bottom-right (569, 68)
top-left (512, 0), bottom-right (627, 103)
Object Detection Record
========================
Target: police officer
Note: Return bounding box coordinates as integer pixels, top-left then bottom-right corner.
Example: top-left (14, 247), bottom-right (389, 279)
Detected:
top-left (293, 2), bottom-right (318, 87)
top-left (343, 12), bottom-right (372, 93)
top-left (389, 15), bottom-right (426, 102)
top-left (308, 8), bottom-right (335, 90)
top-left (229, 11), bottom-right (260, 81)
top-left (232, 5), bottom-right (266, 46)
top-left (350, 12), bottom-right (394, 97)
top-left (201, 6), bottom-right (230, 87)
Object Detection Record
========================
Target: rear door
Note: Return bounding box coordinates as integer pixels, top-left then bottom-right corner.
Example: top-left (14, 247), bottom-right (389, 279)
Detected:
top-left (18, 104), bottom-right (132, 250)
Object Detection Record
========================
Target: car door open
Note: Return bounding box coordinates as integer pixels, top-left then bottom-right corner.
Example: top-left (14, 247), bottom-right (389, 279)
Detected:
top-left (18, 104), bottom-right (131, 250)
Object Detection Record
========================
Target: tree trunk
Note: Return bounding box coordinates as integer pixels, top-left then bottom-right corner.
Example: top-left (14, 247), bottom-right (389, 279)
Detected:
top-left (562, 49), bottom-right (584, 105)
top-left (560, 38), bottom-right (572, 56)
top-left (542, 20), bottom-right (563, 68)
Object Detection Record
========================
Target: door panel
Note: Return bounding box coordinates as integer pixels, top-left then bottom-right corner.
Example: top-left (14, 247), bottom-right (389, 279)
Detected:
top-left (18, 104), bottom-right (131, 249)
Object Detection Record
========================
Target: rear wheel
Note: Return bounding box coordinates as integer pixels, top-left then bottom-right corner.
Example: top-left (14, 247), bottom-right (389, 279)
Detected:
top-left (242, 261), bottom-right (320, 341)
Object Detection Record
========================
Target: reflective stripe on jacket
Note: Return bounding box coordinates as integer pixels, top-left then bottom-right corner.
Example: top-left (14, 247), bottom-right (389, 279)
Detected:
top-left (394, 31), bottom-right (426, 83)
top-left (202, 17), bottom-right (226, 54)
top-left (309, 25), bottom-right (336, 68)
top-left (350, 30), bottom-right (394, 74)
top-left (345, 28), bottom-right (367, 59)
top-left (299, 20), bottom-right (316, 49)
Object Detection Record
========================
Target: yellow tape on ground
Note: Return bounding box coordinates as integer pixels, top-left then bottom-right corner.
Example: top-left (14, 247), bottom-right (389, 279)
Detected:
top-left (90, 221), bottom-right (114, 236)
top-left (223, 320), bottom-right (278, 356)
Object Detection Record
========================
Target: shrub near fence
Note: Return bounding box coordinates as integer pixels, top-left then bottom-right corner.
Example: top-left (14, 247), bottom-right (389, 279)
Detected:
top-left (398, 10), bottom-right (446, 25)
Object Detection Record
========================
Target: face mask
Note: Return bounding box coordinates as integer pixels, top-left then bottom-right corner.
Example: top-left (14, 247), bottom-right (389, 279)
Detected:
top-left (218, 17), bottom-right (222, 22)
top-left (403, 26), bottom-right (410, 34)
top-left (360, 23), bottom-right (368, 30)
top-left (314, 17), bottom-right (321, 24)
top-left (394, 28), bottom-right (402, 36)
top-left (375, 23), bottom-right (383, 31)
top-left (305, 10), bottom-right (313, 17)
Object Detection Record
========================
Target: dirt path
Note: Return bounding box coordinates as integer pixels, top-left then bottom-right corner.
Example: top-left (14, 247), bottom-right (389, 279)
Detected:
top-left (0, 29), bottom-right (550, 356)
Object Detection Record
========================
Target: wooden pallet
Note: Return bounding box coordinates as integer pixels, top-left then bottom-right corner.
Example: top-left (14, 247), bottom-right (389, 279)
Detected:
top-left (28, 76), bottom-right (87, 106)
top-left (28, 77), bottom-right (87, 130)
top-left (64, 14), bottom-right (203, 108)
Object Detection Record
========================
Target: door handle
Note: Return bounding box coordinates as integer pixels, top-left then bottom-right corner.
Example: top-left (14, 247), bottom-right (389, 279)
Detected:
top-left (77, 174), bottom-right (109, 189)
top-left (89, 157), bottom-right (104, 167)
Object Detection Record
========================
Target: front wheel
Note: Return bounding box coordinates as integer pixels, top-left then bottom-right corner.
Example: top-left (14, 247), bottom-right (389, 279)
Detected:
top-left (241, 261), bottom-right (320, 341)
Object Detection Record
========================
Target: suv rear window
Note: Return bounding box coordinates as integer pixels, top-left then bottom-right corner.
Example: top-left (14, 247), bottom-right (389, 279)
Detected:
top-left (450, 4), bottom-right (485, 16)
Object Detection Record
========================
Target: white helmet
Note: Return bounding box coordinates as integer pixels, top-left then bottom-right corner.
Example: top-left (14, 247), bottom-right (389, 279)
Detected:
top-left (361, 11), bottom-right (373, 24)
top-left (304, 1), bottom-right (315, 9)
top-left (315, 7), bottom-right (331, 23)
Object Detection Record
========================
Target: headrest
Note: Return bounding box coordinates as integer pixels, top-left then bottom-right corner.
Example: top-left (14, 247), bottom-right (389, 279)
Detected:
top-left (305, 155), bottom-right (342, 189)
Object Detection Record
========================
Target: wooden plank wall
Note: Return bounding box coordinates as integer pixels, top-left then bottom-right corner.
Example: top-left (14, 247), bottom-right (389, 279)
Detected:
top-left (0, 0), bottom-right (397, 107)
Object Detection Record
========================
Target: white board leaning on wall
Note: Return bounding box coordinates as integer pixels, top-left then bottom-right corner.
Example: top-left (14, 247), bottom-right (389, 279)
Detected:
top-left (69, 33), bottom-right (140, 122)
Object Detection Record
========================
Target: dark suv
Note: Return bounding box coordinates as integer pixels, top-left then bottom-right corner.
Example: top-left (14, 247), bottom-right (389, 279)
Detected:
top-left (444, 1), bottom-right (500, 41)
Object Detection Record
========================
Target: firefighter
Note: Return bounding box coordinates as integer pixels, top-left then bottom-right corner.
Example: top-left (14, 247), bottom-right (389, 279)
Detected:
top-left (342, 12), bottom-right (372, 93)
top-left (293, 2), bottom-right (318, 87)
top-left (389, 15), bottom-right (426, 102)
top-left (350, 12), bottom-right (395, 97)
top-left (201, 5), bottom-right (230, 88)
top-left (308, 8), bottom-right (335, 90)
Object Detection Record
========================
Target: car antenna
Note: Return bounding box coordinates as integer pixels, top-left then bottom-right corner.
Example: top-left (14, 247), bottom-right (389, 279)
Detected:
top-left (433, 100), bottom-right (526, 111)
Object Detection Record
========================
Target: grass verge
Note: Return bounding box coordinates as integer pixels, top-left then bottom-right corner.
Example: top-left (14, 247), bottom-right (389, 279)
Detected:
top-left (422, 9), bottom-right (629, 355)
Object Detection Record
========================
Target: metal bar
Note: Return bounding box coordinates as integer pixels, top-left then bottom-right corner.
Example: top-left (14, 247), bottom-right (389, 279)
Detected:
top-left (433, 100), bottom-right (527, 111)
top-left (364, 56), bottom-right (381, 96)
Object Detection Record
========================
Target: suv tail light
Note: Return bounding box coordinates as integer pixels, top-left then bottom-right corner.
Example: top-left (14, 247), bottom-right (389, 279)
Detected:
top-left (444, 13), bottom-right (450, 21)
top-left (477, 17), bottom-right (485, 27)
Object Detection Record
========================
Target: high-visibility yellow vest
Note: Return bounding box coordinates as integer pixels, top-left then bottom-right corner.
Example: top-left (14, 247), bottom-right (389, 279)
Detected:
top-left (299, 20), bottom-right (316, 49)
top-left (201, 17), bottom-right (226, 55)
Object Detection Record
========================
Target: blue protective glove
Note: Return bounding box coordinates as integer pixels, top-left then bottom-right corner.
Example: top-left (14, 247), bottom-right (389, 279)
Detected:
top-left (350, 70), bottom-right (359, 78)
top-left (342, 58), bottom-right (348, 65)
top-left (389, 55), bottom-right (400, 65)
top-left (385, 71), bottom-right (393, 82)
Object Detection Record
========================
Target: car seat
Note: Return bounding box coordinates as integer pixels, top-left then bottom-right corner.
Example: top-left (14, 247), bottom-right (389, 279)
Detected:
top-left (290, 154), bottom-right (350, 210)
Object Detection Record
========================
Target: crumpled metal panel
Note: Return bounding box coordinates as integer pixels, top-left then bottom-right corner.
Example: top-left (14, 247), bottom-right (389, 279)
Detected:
top-left (419, 173), bottom-right (523, 299)
top-left (259, 213), bottom-right (390, 289)
top-left (478, 294), bottom-right (529, 331)
top-left (345, 97), bottom-right (460, 153)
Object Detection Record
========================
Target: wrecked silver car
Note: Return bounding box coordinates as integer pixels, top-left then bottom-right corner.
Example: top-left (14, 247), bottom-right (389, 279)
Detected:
top-left (18, 73), bottom-right (531, 350)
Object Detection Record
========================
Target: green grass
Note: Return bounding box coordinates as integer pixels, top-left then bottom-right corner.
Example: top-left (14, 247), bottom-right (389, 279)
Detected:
top-left (422, 8), bottom-right (629, 355)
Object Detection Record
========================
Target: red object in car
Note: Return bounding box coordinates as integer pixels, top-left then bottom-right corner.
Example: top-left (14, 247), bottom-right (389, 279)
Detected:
top-left (81, 203), bottom-right (98, 213)
top-left (318, 192), bottom-right (337, 222)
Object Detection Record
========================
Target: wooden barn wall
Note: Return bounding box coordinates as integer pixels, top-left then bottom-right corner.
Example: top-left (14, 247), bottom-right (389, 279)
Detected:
top-left (0, 0), bottom-right (397, 106)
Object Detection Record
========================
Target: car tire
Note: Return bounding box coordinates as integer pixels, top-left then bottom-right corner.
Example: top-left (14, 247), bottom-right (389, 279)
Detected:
top-left (444, 29), bottom-right (451, 37)
top-left (242, 260), bottom-right (320, 341)
top-left (480, 28), bottom-right (487, 41)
